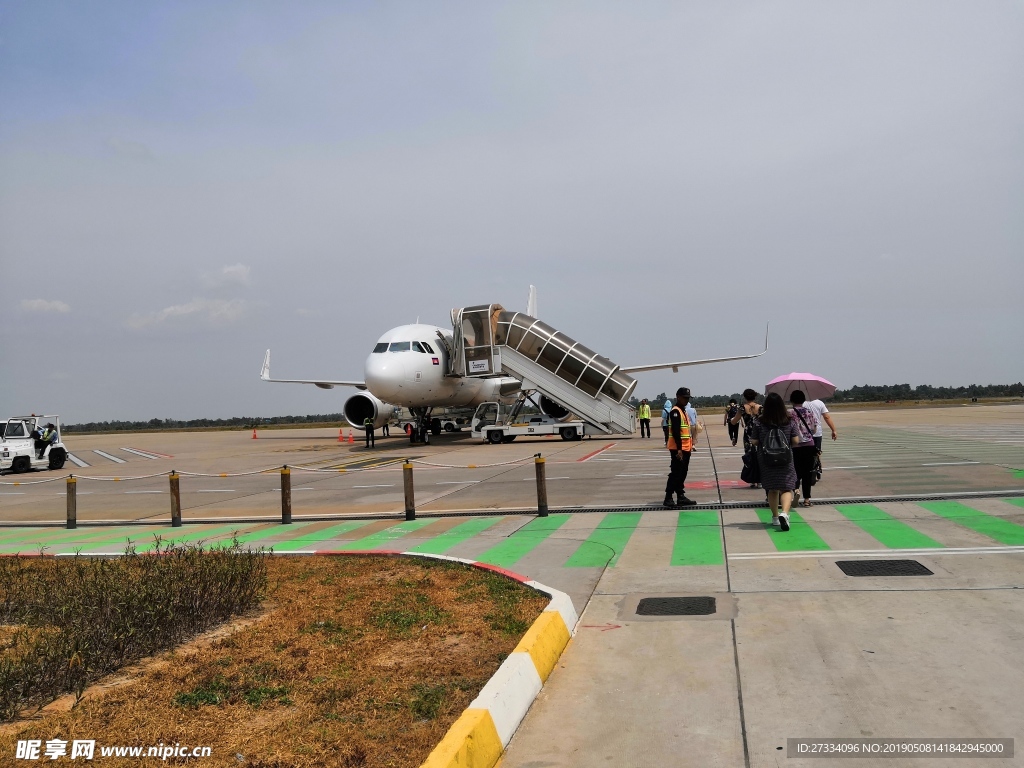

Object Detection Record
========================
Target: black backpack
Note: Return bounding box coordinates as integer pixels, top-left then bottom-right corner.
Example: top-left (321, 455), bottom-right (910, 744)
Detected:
top-left (760, 425), bottom-right (792, 467)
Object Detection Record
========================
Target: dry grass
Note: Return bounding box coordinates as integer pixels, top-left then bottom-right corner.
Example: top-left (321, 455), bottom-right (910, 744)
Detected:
top-left (0, 555), bottom-right (548, 767)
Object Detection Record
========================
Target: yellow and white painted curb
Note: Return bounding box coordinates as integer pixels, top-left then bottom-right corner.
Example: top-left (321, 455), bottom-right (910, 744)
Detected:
top-left (412, 554), bottom-right (579, 768)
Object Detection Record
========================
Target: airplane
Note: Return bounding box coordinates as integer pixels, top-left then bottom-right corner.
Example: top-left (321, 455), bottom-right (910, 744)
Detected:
top-left (260, 286), bottom-right (768, 440)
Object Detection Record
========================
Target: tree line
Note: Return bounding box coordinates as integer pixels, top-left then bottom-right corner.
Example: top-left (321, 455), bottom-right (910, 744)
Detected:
top-left (631, 383), bottom-right (1024, 409)
top-left (63, 414), bottom-right (345, 433)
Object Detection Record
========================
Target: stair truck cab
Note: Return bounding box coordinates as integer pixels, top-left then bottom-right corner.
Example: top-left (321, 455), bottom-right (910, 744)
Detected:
top-left (0, 415), bottom-right (68, 474)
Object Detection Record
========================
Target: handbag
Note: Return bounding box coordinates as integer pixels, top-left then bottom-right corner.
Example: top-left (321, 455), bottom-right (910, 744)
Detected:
top-left (740, 449), bottom-right (761, 485)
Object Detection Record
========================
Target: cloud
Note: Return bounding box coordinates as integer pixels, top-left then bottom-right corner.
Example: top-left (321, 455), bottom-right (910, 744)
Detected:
top-left (21, 299), bottom-right (71, 313)
top-left (128, 298), bottom-right (246, 329)
top-left (201, 263), bottom-right (251, 288)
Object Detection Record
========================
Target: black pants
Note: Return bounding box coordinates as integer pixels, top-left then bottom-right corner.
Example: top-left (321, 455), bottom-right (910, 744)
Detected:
top-left (665, 450), bottom-right (692, 497)
top-left (727, 423), bottom-right (739, 445)
top-left (662, 425), bottom-right (669, 444)
top-left (382, 424), bottom-right (389, 437)
top-left (364, 427), bottom-right (374, 447)
top-left (639, 419), bottom-right (651, 438)
top-left (793, 446), bottom-right (816, 498)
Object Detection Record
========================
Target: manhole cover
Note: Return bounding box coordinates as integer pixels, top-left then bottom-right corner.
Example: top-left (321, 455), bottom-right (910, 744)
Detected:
top-left (636, 596), bottom-right (716, 616)
top-left (835, 560), bottom-right (933, 577)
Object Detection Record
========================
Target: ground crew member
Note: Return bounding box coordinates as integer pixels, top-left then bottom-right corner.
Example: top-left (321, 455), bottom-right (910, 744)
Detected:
top-left (637, 399), bottom-right (651, 438)
top-left (381, 420), bottom-right (390, 438)
top-left (664, 387), bottom-right (697, 508)
top-left (38, 423), bottom-right (57, 459)
top-left (363, 416), bottom-right (375, 448)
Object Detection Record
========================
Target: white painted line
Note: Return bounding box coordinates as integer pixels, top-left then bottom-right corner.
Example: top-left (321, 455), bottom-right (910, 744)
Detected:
top-left (825, 465), bottom-right (871, 470)
top-left (66, 453), bottom-right (89, 468)
top-left (616, 473), bottom-right (663, 477)
top-left (520, 477), bottom-right (571, 480)
top-left (353, 484), bottom-right (395, 488)
top-left (55, 492), bottom-right (93, 495)
top-left (124, 491), bottom-right (162, 494)
top-left (922, 461), bottom-right (980, 466)
top-left (93, 450), bottom-right (126, 464)
top-left (120, 447), bottom-right (161, 460)
top-left (730, 545), bottom-right (1024, 561)
top-left (0, 492), bottom-right (26, 495)
top-left (272, 487), bottom-right (315, 491)
top-left (436, 481), bottom-right (481, 485)
top-left (196, 489), bottom-right (236, 493)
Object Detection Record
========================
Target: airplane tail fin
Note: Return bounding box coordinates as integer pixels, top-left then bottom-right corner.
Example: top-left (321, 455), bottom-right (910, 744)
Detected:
top-left (261, 350), bottom-right (271, 380)
top-left (527, 285), bottom-right (538, 318)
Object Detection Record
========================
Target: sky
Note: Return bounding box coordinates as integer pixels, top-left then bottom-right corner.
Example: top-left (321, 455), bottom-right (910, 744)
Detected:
top-left (1, 1), bottom-right (1022, 423)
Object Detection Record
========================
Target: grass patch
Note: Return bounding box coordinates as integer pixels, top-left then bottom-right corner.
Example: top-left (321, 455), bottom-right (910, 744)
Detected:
top-left (0, 555), bottom-right (548, 768)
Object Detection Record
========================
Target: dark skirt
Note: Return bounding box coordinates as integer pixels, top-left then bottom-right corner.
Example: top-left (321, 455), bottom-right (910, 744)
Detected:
top-left (758, 452), bottom-right (797, 492)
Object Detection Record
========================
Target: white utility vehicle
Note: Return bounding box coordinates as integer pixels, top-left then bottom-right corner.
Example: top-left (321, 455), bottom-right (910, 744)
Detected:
top-left (470, 400), bottom-right (588, 444)
top-left (0, 415), bottom-right (68, 473)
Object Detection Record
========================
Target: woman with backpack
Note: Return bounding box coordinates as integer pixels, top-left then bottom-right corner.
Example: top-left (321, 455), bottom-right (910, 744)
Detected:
top-left (731, 388), bottom-right (763, 488)
top-left (749, 392), bottom-right (801, 531)
top-left (789, 390), bottom-right (820, 508)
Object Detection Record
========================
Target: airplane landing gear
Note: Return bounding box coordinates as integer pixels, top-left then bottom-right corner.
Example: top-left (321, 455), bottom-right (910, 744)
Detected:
top-left (410, 407), bottom-right (433, 445)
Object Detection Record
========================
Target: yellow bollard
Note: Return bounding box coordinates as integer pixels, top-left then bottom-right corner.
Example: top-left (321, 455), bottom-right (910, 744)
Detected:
top-left (66, 476), bottom-right (77, 530)
top-left (535, 454), bottom-right (548, 517)
top-left (169, 472), bottom-right (181, 528)
top-left (281, 465), bottom-right (292, 525)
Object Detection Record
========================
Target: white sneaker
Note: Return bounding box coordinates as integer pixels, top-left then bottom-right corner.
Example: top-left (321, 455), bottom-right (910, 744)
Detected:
top-left (779, 512), bottom-right (791, 531)
top-left (771, 516), bottom-right (781, 528)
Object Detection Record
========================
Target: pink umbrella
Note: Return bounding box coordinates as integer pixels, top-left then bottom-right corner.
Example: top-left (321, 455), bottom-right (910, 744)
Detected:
top-left (765, 372), bottom-right (836, 401)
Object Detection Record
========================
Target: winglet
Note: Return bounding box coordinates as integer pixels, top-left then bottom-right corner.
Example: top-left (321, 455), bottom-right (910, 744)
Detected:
top-left (527, 285), bottom-right (538, 318)
top-left (261, 349), bottom-right (271, 381)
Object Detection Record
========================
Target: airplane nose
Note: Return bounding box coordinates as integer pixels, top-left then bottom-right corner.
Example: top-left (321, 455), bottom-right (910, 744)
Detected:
top-left (364, 354), bottom-right (403, 401)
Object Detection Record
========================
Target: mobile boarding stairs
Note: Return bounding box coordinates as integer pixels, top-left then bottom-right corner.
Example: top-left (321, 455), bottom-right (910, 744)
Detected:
top-left (449, 304), bottom-right (637, 436)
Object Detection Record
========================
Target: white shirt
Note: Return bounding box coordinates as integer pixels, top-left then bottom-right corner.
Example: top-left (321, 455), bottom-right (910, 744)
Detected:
top-left (805, 399), bottom-right (829, 437)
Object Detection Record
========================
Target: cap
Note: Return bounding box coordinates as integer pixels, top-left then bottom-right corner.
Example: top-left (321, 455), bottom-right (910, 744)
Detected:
top-left (676, 387), bottom-right (691, 398)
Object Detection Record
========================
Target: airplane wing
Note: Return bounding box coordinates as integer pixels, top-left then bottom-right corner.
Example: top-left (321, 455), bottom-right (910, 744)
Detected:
top-left (259, 350), bottom-right (366, 390)
top-left (620, 324), bottom-right (769, 374)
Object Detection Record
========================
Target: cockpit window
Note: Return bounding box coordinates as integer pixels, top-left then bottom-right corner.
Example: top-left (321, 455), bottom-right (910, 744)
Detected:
top-left (388, 342), bottom-right (411, 352)
top-left (412, 342), bottom-right (426, 353)
top-left (372, 343), bottom-right (389, 353)
top-left (422, 342), bottom-right (435, 354)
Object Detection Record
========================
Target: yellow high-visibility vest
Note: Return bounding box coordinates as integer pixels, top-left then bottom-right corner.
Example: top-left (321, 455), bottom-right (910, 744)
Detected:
top-left (638, 404), bottom-right (651, 420)
top-left (666, 406), bottom-right (692, 452)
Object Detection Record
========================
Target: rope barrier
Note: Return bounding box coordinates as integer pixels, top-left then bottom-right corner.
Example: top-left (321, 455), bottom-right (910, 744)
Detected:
top-left (177, 467), bottom-right (281, 478)
top-left (0, 475), bottom-right (66, 486)
top-left (77, 472), bottom-right (174, 482)
top-left (408, 456), bottom-right (537, 469)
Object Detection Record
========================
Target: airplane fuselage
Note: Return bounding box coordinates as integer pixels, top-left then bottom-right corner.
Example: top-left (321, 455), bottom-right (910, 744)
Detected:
top-left (363, 324), bottom-right (515, 409)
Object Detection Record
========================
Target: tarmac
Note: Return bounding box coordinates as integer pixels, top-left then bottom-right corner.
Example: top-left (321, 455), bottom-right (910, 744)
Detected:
top-left (2, 402), bottom-right (1023, 766)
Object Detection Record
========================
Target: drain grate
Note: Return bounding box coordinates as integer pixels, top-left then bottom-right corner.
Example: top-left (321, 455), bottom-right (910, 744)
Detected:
top-left (836, 559), bottom-right (933, 577)
top-left (636, 596), bottom-right (716, 616)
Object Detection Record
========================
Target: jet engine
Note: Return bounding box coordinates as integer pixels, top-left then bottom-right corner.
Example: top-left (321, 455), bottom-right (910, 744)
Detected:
top-left (539, 395), bottom-right (572, 421)
top-left (343, 392), bottom-right (396, 430)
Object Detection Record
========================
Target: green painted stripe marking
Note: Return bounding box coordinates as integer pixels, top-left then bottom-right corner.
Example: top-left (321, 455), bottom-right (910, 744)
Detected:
top-left (475, 514), bottom-right (570, 568)
top-left (671, 510), bottom-right (724, 565)
top-left (136, 524), bottom-right (254, 553)
top-left (565, 513), bottom-right (642, 568)
top-left (271, 520), bottom-right (374, 551)
top-left (753, 509), bottom-right (831, 551)
top-left (1011, 470), bottom-right (1024, 479)
top-left (1005, 497), bottom-right (1024, 509)
top-left (408, 517), bottom-right (502, 555)
top-left (835, 504), bottom-right (943, 549)
top-left (920, 501), bottom-right (1024, 545)
top-left (207, 522), bottom-right (319, 550)
top-left (332, 518), bottom-right (436, 551)
top-left (0, 526), bottom-right (137, 552)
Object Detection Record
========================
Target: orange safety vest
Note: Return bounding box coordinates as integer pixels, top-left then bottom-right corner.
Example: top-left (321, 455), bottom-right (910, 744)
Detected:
top-left (666, 406), bottom-right (692, 452)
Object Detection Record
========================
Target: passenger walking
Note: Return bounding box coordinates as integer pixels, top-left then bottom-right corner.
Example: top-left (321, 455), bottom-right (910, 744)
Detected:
top-left (789, 391), bottom-right (819, 507)
top-left (661, 396), bottom-right (673, 445)
top-left (363, 416), bottom-right (375, 448)
top-left (637, 399), bottom-right (652, 439)
top-left (664, 387), bottom-right (698, 508)
top-left (724, 399), bottom-right (740, 446)
top-left (731, 389), bottom-right (762, 453)
top-left (804, 398), bottom-right (838, 452)
top-left (749, 392), bottom-right (801, 530)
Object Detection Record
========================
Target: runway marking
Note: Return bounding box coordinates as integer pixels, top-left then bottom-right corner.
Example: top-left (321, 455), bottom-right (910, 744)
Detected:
top-left (922, 461), bottom-right (981, 466)
top-left (565, 512), bottom-right (642, 568)
top-left (616, 473), bottom-right (663, 477)
top-left (124, 490), bottom-right (162, 494)
top-left (435, 481), bottom-right (480, 485)
top-left (272, 520), bottom-right (374, 551)
top-left (408, 516), bottom-right (502, 555)
top-left (272, 487), bottom-right (315, 491)
top-left (753, 509), bottom-right (831, 551)
top-left (353, 484), bottom-right (395, 489)
top-left (671, 511), bottom-right (723, 565)
top-left (196, 489), bottom-right (236, 493)
top-left (128, 447), bottom-right (174, 458)
top-left (54, 492), bottom-right (93, 495)
top-left (93, 450), bottom-right (126, 464)
top-left (826, 465), bottom-right (871, 470)
top-left (137, 524), bottom-right (250, 553)
top-left (66, 453), bottom-right (89, 467)
top-left (120, 447), bottom-right (161, 460)
top-left (520, 476), bottom-right (570, 480)
top-left (578, 443), bottom-right (617, 462)
top-left (0, 492), bottom-right (26, 496)
top-left (475, 514), bottom-right (570, 567)
top-left (835, 504), bottom-right (944, 549)
top-left (919, 501), bottom-right (1024, 545)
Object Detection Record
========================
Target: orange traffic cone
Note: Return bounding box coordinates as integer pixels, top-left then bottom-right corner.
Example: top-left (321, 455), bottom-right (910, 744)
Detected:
top-left (252, 429), bottom-right (258, 439)
top-left (348, 430), bottom-right (354, 444)
top-left (338, 428), bottom-right (344, 443)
